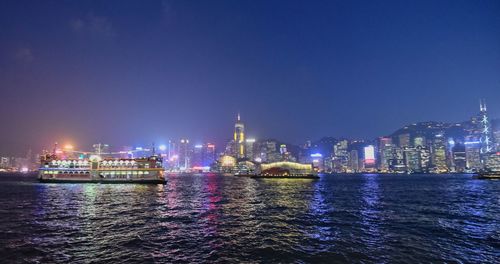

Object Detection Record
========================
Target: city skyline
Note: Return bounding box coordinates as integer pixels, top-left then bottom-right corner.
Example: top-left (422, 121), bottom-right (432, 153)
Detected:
top-left (1, 0), bottom-right (499, 156)
top-left (0, 100), bottom-right (498, 157)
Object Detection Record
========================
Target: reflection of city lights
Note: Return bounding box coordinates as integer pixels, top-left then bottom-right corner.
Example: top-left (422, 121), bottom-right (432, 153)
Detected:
top-left (159, 145), bottom-right (167, 151)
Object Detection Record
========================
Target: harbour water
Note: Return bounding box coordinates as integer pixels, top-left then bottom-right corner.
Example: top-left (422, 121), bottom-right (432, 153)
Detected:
top-left (0, 173), bottom-right (498, 263)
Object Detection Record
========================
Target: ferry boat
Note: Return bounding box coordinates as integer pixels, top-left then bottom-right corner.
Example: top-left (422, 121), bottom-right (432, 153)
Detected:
top-left (476, 171), bottom-right (500, 180)
top-left (239, 161), bottom-right (319, 179)
top-left (38, 154), bottom-right (165, 184)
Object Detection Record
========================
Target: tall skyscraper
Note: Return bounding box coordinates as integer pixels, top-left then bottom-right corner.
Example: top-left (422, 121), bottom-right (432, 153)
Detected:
top-left (179, 139), bottom-right (191, 170)
top-left (234, 114), bottom-right (245, 159)
top-left (479, 100), bottom-right (493, 154)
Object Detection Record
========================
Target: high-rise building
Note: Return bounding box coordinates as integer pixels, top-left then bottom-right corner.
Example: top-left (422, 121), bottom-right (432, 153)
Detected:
top-left (398, 133), bottom-right (411, 148)
top-left (478, 100), bottom-right (493, 154)
top-left (452, 143), bottom-right (466, 172)
top-left (179, 139), bottom-right (191, 170)
top-left (192, 143), bottom-right (216, 169)
top-left (404, 147), bottom-right (421, 172)
top-left (430, 134), bottom-right (448, 172)
top-left (333, 139), bottom-right (349, 172)
top-left (234, 114), bottom-right (245, 159)
top-left (364, 145), bottom-right (376, 171)
top-left (245, 138), bottom-right (256, 160)
top-left (349, 149), bottom-right (359, 172)
top-left (378, 137), bottom-right (393, 171)
top-left (465, 137), bottom-right (482, 171)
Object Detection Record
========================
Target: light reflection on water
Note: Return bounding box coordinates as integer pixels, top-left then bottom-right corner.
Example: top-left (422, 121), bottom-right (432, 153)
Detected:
top-left (0, 173), bottom-right (498, 263)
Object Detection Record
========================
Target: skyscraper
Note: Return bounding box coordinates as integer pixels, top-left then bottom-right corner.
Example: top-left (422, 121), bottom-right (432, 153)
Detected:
top-left (478, 100), bottom-right (493, 154)
top-left (234, 114), bottom-right (245, 159)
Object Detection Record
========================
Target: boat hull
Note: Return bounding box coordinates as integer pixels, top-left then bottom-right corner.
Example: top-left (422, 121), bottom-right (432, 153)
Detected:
top-left (39, 178), bottom-right (165, 184)
top-left (476, 172), bottom-right (500, 179)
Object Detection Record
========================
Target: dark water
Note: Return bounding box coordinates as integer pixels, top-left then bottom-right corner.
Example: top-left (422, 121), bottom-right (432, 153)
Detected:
top-left (0, 173), bottom-right (498, 263)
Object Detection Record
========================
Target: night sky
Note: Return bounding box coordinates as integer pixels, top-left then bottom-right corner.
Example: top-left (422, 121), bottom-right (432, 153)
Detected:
top-left (1, 0), bottom-right (499, 155)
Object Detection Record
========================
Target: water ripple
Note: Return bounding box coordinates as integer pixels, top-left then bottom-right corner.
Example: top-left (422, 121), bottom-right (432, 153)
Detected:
top-left (0, 173), bottom-right (498, 263)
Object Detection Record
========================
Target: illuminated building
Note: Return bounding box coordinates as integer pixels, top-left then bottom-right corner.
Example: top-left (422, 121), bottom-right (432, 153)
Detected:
top-left (333, 139), bottom-right (349, 172)
top-left (484, 152), bottom-right (500, 171)
top-left (404, 147), bottom-right (421, 172)
top-left (465, 137), bottom-right (482, 170)
top-left (310, 153), bottom-right (324, 171)
top-left (390, 147), bottom-right (406, 172)
top-left (92, 143), bottom-right (109, 156)
top-left (234, 113), bottom-right (245, 159)
top-left (451, 143), bottom-right (466, 172)
top-left (417, 145), bottom-right (431, 172)
top-left (214, 155), bottom-right (237, 173)
top-left (478, 100), bottom-right (493, 154)
top-left (430, 134), bottom-right (448, 172)
top-left (245, 138), bottom-right (256, 160)
top-left (179, 139), bottom-right (191, 171)
top-left (191, 143), bottom-right (217, 169)
top-left (398, 133), bottom-right (410, 148)
top-left (364, 145), bottom-right (376, 171)
top-left (349, 149), bottom-right (359, 172)
top-left (414, 136), bottom-right (426, 147)
top-left (280, 144), bottom-right (287, 154)
top-left (492, 118), bottom-right (500, 151)
top-left (378, 137), bottom-right (393, 171)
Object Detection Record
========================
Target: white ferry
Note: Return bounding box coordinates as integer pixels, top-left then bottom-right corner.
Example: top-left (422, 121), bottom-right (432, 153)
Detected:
top-left (38, 154), bottom-right (165, 184)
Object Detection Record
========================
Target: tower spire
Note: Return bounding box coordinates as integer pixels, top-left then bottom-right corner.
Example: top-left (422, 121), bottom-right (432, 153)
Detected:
top-left (237, 112), bottom-right (240, 121)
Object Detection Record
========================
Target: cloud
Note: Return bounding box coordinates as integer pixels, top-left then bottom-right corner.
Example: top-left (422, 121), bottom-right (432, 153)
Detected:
top-left (14, 48), bottom-right (34, 63)
top-left (70, 14), bottom-right (116, 37)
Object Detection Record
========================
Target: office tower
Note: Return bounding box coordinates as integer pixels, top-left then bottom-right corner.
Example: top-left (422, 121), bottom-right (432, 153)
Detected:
top-left (205, 143), bottom-right (216, 166)
top-left (234, 113), bottom-right (245, 158)
top-left (398, 133), bottom-right (411, 148)
top-left (414, 136), bottom-right (426, 147)
top-left (179, 139), bottom-right (191, 170)
top-left (192, 144), bottom-right (203, 168)
top-left (452, 143), bottom-right (466, 172)
top-left (404, 147), bottom-right (421, 172)
top-left (333, 139), bottom-right (349, 172)
top-left (430, 134), bottom-right (448, 172)
top-left (378, 137), bottom-right (393, 171)
top-left (465, 136), bottom-right (482, 171)
top-left (245, 138), bottom-right (256, 160)
top-left (364, 145), bottom-right (376, 171)
top-left (492, 118), bottom-right (500, 151)
top-left (349, 149), bottom-right (359, 172)
top-left (390, 147), bottom-right (406, 172)
top-left (478, 100), bottom-right (493, 154)
top-left (417, 145), bottom-right (431, 172)
top-left (280, 144), bottom-right (287, 154)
